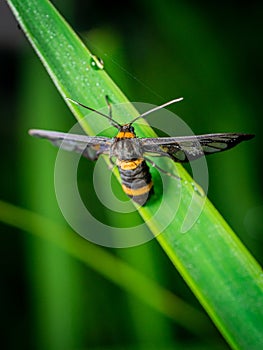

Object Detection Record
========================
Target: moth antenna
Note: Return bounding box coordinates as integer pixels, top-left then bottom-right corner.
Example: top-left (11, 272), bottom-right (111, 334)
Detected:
top-left (130, 97), bottom-right (184, 124)
top-left (67, 97), bottom-right (121, 129)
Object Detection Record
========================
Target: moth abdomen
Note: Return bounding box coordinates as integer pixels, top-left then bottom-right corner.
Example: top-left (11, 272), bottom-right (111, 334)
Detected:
top-left (117, 159), bottom-right (153, 206)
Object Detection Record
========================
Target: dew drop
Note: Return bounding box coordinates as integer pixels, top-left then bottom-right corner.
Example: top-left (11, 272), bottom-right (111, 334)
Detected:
top-left (90, 54), bottom-right (104, 70)
top-left (191, 182), bottom-right (205, 197)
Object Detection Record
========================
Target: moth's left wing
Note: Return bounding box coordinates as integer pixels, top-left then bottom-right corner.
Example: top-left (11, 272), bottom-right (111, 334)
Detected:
top-left (29, 129), bottom-right (112, 160)
top-left (140, 133), bottom-right (254, 162)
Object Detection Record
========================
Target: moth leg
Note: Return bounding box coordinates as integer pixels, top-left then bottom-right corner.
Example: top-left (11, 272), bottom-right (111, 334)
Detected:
top-left (105, 95), bottom-right (113, 122)
top-left (108, 156), bottom-right (116, 170)
top-left (144, 157), bottom-right (181, 181)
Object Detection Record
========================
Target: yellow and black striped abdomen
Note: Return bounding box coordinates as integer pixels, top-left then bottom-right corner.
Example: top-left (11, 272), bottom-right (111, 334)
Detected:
top-left (116, 158), bottom-right (153, 206)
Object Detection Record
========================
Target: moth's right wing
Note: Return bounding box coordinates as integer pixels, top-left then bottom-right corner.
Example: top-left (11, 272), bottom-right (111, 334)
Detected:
top-left (140, 133), bottom-right (254, 162)
top-left (29, 129), bottom-right (113, 160)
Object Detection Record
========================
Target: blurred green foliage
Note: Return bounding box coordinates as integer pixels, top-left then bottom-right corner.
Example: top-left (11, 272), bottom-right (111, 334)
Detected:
top-left (1, 0), bottom-right (262, 349)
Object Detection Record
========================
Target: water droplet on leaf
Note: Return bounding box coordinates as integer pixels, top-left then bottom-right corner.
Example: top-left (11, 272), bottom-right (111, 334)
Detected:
top-left (191, 182), bottom-right (205, 197)
top-left (90, 55), bottom-right (104, 70)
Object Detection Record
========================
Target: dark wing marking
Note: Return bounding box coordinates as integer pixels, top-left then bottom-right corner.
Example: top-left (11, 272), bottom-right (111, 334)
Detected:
top-left (140, 133), bottom-right (254, 162)
top-left (29, 129), bottom-right (112, 160)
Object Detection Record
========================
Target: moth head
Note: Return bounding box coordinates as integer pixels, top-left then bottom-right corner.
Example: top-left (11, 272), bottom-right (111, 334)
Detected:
top-left (121, 124), bottom-right (135, 133)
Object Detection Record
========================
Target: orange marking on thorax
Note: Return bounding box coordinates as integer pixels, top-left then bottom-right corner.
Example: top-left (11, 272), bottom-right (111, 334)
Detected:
top-left (116, 131), bottom-right (135, 139)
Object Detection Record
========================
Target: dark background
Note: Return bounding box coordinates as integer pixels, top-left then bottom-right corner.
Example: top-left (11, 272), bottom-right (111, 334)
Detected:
top-left (1, 0), bottom-right (262, 349)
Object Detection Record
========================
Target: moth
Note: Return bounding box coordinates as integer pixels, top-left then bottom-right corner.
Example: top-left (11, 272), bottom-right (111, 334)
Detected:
top-left (29, 96), bottom-right (254, 205)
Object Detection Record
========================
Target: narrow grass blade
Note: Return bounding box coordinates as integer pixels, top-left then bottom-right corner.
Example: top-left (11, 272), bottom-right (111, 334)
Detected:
top-left (0, 199), bottom-right (214, 337)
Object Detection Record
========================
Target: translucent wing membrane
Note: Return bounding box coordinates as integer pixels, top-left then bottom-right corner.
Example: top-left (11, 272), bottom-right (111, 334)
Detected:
top-left (141, 133), bottom-right (254, 162)
top-left (29, 129), bottom-right (112, 160)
